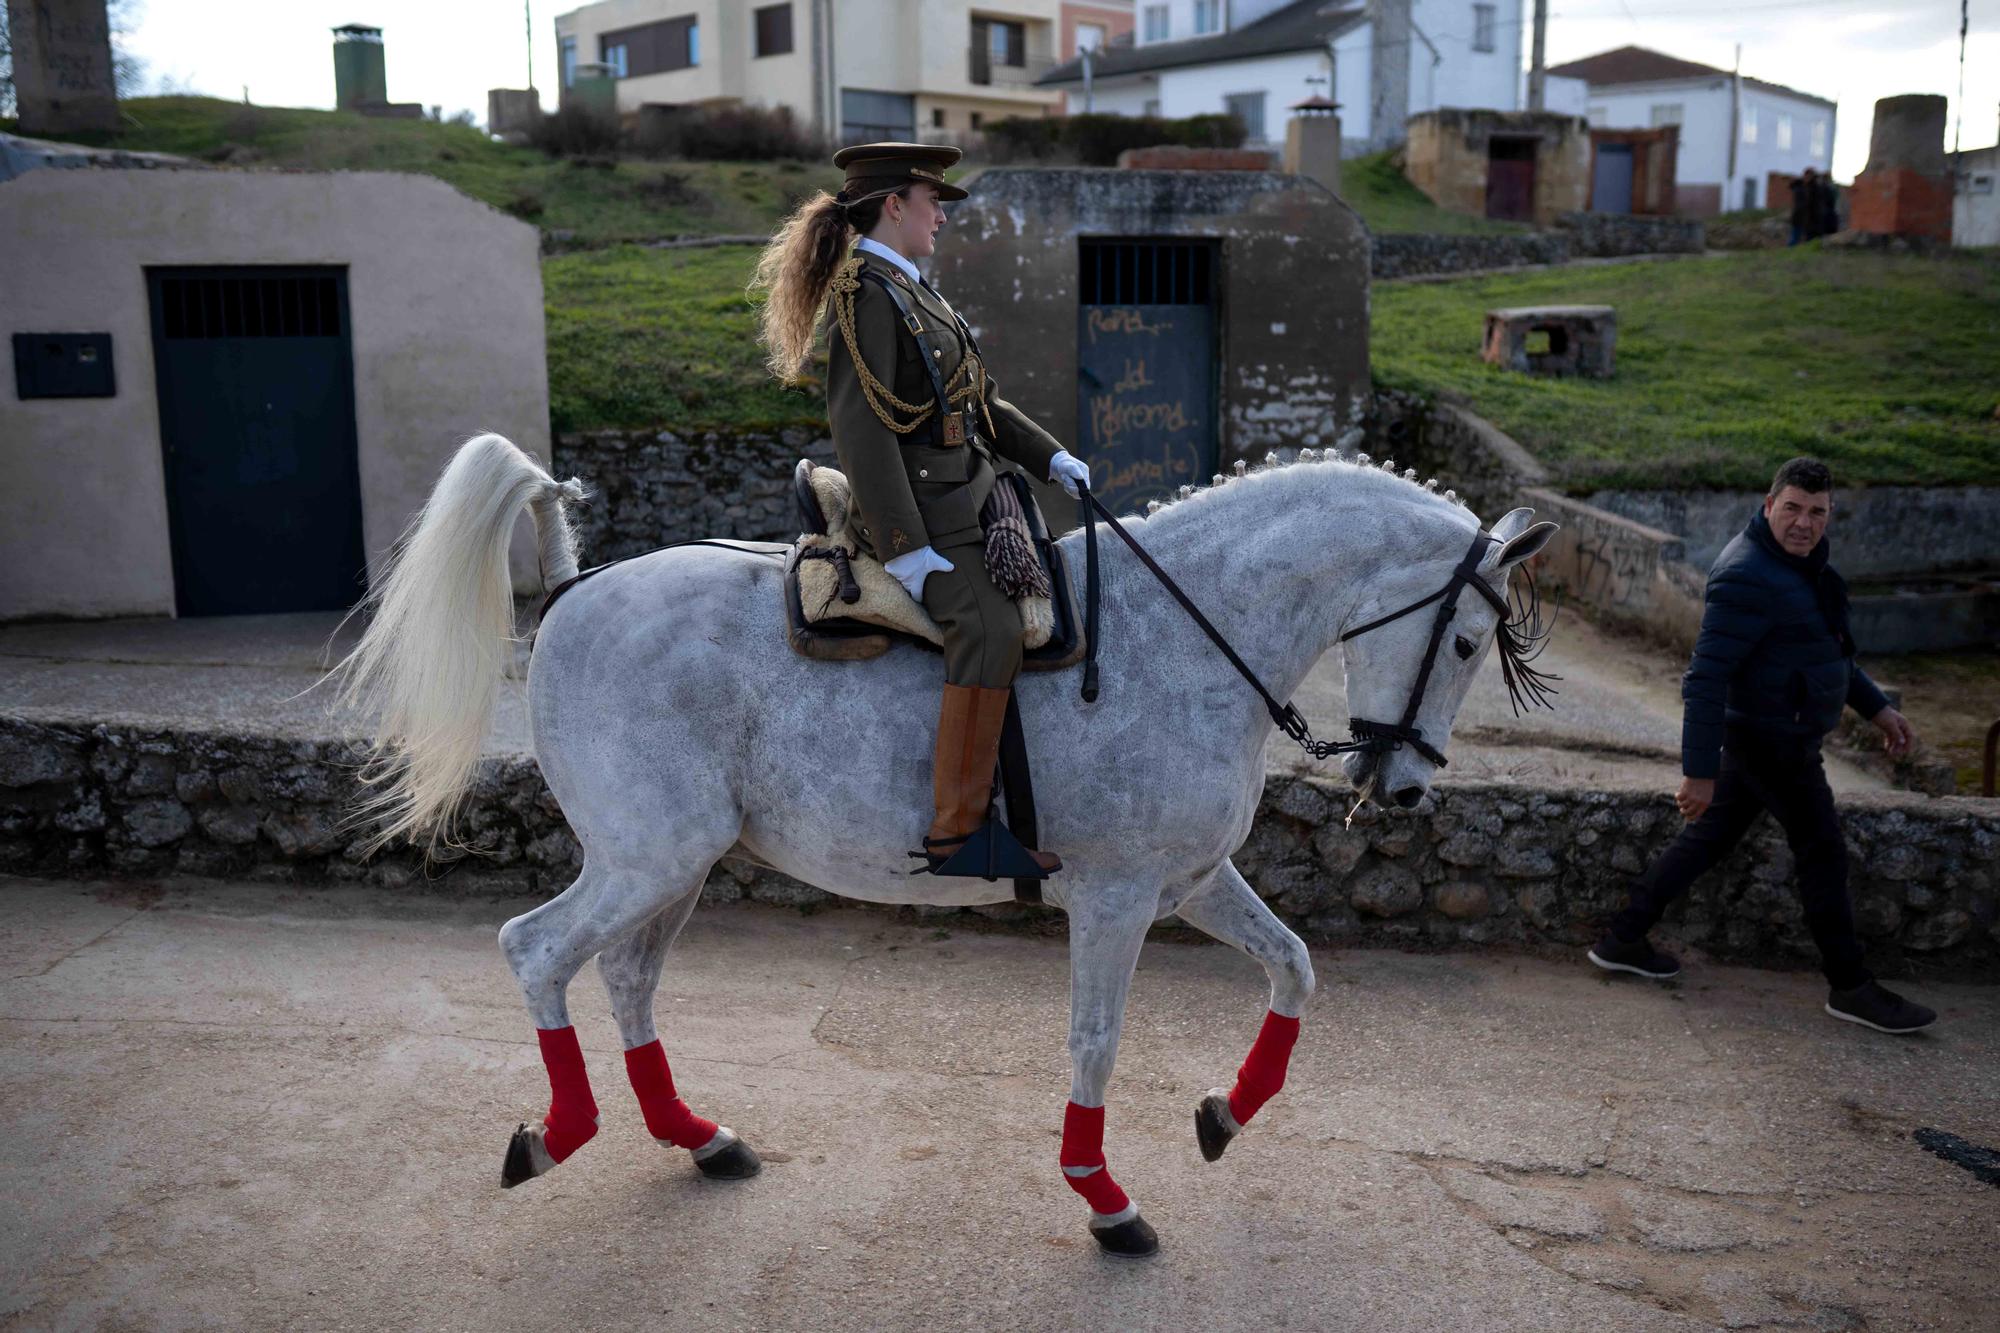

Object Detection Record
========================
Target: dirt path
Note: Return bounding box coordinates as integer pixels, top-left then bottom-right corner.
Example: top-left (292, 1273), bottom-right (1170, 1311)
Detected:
top-left (3, 877), bottom-right (1994, 1331)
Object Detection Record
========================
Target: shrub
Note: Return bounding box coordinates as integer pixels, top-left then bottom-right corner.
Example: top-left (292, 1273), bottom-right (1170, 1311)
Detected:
top-left (528, 103), bottom-right (622, 158)
top-left (639, 104), bottom-right (822, 161)
top-left (983, 111), bottom-right (1247, 166)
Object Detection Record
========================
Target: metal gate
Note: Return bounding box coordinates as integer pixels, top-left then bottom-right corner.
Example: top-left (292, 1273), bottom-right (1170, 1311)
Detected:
top-left (146, 267), bottom-right (367, 616)
top-left (1075, 238), bottom-right (1218, 516)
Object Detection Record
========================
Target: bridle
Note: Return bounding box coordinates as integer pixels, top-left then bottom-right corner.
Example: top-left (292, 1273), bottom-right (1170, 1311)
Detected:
top-left (1076, 487), bottom-right (1516, 772)
top-left (1333, 529), bottom-right (1509, 768)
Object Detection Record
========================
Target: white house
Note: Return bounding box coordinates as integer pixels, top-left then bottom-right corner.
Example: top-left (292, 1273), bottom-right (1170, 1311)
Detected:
top-left (1036, 0), bottom-right (1525, 152)
top-left (1548, 45), bottom-right (1834, 216)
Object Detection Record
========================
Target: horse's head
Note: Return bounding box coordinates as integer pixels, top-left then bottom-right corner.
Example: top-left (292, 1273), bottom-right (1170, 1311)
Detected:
top-left (1338, 507), bottom-right (1558, 808)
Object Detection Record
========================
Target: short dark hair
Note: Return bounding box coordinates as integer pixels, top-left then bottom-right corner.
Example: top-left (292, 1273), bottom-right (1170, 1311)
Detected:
top-left (1769, 456), bottom-right (1833, 497)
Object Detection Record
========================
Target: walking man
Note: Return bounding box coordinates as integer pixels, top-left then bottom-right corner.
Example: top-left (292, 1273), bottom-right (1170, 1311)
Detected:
top-left (1589, 458), bottom-right (1937, 1034)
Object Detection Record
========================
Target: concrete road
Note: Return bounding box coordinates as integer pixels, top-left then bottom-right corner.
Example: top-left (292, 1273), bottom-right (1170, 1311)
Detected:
top-left (2, 877), bottom-right (1993, 1332)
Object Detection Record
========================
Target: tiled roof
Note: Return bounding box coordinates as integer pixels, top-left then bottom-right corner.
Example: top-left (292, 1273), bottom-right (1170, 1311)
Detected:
top-left (1547, 45), bottom-right (1834, 109)
top-left (1038, 0), bottom-right (1367, 86)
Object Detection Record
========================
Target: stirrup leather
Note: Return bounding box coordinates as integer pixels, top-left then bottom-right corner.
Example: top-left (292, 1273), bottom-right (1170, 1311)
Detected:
top-left (908, 816), bottom-right (1054, 881)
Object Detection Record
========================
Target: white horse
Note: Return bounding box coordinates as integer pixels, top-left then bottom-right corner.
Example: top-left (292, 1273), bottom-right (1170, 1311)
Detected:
top-left (334, 432), bottom-right (1556, 1257)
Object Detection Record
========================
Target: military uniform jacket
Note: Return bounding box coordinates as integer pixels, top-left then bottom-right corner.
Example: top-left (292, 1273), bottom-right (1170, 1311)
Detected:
top-left (823, 249), bottom-right (1062, 561)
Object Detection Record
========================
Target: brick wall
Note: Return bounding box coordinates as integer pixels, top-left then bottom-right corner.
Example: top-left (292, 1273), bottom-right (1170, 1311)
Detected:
top-left (1849, 167), bottom-right (1953, 240)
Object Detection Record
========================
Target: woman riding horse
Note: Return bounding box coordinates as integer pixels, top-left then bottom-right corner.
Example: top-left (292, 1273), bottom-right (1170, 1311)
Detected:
top-left (750, 141), bottom-right (1092, 877)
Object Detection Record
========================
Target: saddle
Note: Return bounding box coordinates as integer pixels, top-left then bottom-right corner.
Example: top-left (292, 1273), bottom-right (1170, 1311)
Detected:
top-left (782, 459), bottom-right (1087, 670)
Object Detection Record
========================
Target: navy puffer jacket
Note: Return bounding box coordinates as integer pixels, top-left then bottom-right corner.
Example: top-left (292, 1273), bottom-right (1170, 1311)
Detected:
top-left (1680, 510), bottom-right (1889, 778)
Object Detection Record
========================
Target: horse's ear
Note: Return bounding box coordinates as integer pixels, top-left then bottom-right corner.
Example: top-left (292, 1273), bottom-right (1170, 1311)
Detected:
top-left (1489, 507), bottom-right (1536, 543)
top-left (1483, 520), bottom-right (1558, 572)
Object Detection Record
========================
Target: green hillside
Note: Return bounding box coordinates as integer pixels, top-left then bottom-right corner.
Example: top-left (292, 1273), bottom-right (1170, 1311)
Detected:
top-left (1373, 247), bottom-right (2000, 490)
top-left (21, 96), bottom-right (840, 246)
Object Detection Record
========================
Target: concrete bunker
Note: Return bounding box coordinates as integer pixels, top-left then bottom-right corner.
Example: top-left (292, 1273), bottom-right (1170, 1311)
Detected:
top-left (0, 169), bottom-right (551, 621)
top-left (929, 167), bottom-right (1370, 519)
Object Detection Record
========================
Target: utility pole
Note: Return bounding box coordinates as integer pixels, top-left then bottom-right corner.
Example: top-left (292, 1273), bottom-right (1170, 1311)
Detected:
top-left (1727, 43), bottom-right (1741, 192)
top-left (1527, 0), bottom-right (1547, 112)
top-left (1082, 44), bottom-right (1094, 114)
top-left (526, 0), bottom-right (535, 90)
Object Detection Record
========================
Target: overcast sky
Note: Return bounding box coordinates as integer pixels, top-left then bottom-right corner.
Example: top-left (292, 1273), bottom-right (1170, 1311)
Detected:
top-left (120, 0), bottom-right (1998, 182)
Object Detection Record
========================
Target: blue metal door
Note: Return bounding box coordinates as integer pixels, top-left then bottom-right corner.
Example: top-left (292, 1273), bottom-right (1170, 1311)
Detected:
top-left (147, 267), bottom-right (367, 616)
top-left (1592, 144), bottom-right (1635, 214)
top-left (1076, 239), bottom-right (1217, 516)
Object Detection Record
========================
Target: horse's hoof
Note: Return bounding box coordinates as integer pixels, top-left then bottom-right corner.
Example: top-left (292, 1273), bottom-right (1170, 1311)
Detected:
top-left (1090, 1213), bottom-right (1159, 1258)
top-left (501, 1122), bottom-right (553, 1189)
top-left (1196, 1090), bottom-right (1238, 1163)
top-left (694, 1135), bottom-right (762, 1180)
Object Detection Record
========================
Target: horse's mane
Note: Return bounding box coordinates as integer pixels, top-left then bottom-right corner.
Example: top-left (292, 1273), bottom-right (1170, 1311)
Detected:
top-left (1130, 446), bottom-right (1559, 715)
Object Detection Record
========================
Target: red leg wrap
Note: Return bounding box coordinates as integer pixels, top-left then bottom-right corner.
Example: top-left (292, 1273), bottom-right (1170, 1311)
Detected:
top-left (1059, 1102), bottom-right (1132, 1216)
top-left (1227, 1010), bottom-right (1301, 1127)
top-left (624, 1040), bottom-right (720, 1150)
top-left (536, 1026), bottom-right (599, 1162)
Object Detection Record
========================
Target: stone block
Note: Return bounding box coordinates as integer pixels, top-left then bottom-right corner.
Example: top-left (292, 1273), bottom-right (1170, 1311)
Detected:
top-left (123, 799), bottom-right (193, 848)
top-left (1350, 866), bottom-right (1422, 918)
top-left (217, 767), bottom-right (263, 805)
top-left (1437, 831), bottom-right (1493, 866)
top-left (199, 800), bottom-right (264, 840)
top-left (126, 754), bottom-right (177, 796)
top-left (1433, 881), bottom-right (1491, 920)
top-left (1904, 909), bottom-right (1972, 952)
top-left (175, 769), bottom-right (218, 804)
top-left (260, 810), bottom-right (342, 857)
top-left (0, 731), bottom-right (86, 787)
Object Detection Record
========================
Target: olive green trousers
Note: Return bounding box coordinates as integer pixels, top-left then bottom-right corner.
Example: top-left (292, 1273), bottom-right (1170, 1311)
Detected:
top-left (919, 554), bottom-right (1024, 689)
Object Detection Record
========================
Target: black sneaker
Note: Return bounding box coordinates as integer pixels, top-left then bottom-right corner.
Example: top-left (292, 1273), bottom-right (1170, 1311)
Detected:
top-left (1587, 932), bottom-right (1681, 980)
top-left (1826, 981), bottom-right (1937, 1034)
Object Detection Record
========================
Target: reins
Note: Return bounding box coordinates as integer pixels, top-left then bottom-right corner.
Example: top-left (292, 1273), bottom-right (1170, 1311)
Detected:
top-left (1074, 483), bottom-right (1516, 771)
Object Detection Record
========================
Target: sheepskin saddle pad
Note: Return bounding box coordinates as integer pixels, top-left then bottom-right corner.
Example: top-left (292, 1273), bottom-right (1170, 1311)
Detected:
top-left (783, 459), bottom-right (1086, 669)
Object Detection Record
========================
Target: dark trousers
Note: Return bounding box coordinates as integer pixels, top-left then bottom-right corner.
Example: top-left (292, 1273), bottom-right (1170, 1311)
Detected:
top-left (1612, 726), bottom-right (1871, 989)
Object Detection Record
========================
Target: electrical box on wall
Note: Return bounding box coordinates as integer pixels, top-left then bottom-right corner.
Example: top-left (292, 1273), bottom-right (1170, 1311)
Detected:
top-left (13, 333), bottom-right (116, 399)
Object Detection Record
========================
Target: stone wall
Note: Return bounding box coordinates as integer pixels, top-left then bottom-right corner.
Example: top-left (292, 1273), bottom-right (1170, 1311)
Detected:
top-left (1367, 389), bottom-right (1549, 519)
top-left (4, 717), bottom-right (1994, 980)
top-left (1587, 486), bottom-right (2000, 580)
top-left (552, 426), bottom-right (833, 566)
top-left (1517, 486), bottom-right (1707, 651)
top-left (1370, 232), bottom-right (1572, 280)
top-left (1552, 212), bottom-right (1706, 257)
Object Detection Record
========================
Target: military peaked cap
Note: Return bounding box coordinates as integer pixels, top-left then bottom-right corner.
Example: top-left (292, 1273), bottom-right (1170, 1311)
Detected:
top-left (831, 141), bottom-right (969, 202)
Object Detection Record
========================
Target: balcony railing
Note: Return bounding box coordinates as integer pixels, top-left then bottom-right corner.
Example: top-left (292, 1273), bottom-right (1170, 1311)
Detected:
top-left (968, 46), bottom-right (1056, 89)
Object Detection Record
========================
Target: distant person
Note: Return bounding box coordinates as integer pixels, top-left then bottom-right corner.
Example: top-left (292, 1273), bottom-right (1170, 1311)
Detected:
top-left (1813, 171), bottom-right (1841, 238)
top-left (1589, 458), bottom-right (1937, 1035)
top-left (1789, 168), bottom-right (1818, 244)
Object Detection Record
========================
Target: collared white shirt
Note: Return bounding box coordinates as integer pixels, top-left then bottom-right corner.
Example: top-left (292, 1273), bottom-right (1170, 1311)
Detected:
top-left (855, 236), bottom-right (926, 289)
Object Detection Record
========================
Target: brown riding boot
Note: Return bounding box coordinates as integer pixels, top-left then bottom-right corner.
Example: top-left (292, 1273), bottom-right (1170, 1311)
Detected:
top-left (917, 684), bottom-right (1060, 876)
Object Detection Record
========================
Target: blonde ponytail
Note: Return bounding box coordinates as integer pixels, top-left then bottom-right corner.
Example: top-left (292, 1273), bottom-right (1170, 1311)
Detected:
top-left (750, 192), bottom-right (856, 384)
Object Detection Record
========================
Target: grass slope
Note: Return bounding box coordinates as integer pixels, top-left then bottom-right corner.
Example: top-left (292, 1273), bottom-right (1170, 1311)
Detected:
top-left (545, 245), bottom-right (817, 434)
top-left (28, 97), bottom-right (840, 245)
top-left (1373, 248), bottom-right (2000, 490)
top-left (1339, 152), bottom-right (1528, 236)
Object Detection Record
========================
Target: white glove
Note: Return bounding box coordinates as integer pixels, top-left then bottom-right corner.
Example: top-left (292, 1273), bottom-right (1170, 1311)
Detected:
top-left (883, 545), bottom-right (954, 601)
top-left (1049, 450), bottom-right (1092, 498)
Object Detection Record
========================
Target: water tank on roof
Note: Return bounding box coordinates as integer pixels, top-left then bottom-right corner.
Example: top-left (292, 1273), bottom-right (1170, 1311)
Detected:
top-left (333, 25), bottom-right (389, 111)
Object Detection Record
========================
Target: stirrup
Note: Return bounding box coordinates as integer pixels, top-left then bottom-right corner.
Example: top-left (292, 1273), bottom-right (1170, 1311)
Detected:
top-left (907, 817), bottom-right (1054, 881)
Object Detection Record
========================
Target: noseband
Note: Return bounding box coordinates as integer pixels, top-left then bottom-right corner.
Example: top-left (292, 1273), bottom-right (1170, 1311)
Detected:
top-left (1076, 488), bottom-right (1508, 771)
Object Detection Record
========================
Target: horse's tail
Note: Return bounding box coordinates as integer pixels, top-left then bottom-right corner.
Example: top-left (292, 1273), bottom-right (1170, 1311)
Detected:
top-left (331, 432), bottom-right (585, 856)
